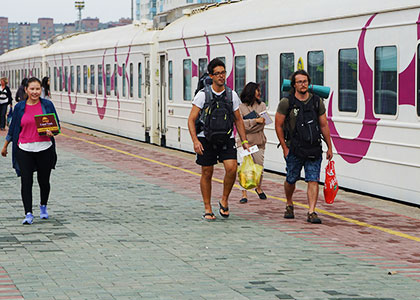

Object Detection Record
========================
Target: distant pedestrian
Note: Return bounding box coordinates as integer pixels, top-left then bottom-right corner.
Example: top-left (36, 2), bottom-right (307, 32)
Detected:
top-left (15, 78), bottom-right (28, 103)
top-left (1, 77), bottom-right (60, 225)
top-left (275, 70), bottom-right (333, 224)
top-left (0, 77), bottom-right (13, 131)
top-left (188, 58), bottom-right (249, 221)
top-left (41, 77), bottom-right (51, 100)
top-left (237, 82), bottom-right (267, 203)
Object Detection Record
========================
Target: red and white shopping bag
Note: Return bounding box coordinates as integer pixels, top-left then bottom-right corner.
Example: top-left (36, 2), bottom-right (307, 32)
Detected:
top-left (324, 160), bottom-right (338, 204)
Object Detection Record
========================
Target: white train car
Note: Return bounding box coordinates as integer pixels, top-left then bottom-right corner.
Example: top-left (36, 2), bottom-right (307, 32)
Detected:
top-left (0, 0), bottom-right (419, 205)
top-left (0, 42), bottom-right (46, 91)
top-left (158, 0), bottom-right (420, 205)
top-left (44, 23), bottom-right (160, 143)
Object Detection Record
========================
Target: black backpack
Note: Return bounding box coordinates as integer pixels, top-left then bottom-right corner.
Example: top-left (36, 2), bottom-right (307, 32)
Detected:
top-left (284, 94), bottom-right (323, 160)
top-left (194, 72), bottom-right (213, 96)
top-left (196, 85), bottom-right (234, 145)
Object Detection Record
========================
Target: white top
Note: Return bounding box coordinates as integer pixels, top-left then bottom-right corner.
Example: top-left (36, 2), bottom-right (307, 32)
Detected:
top-left (19, 141), bottom-right (52, 152)
top-left (192, 86), bottom-right (240, 138)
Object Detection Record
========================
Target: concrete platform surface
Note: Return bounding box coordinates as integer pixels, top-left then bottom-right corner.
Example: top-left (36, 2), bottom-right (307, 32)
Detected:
top-left (0, 124), bottom-right (419, 300)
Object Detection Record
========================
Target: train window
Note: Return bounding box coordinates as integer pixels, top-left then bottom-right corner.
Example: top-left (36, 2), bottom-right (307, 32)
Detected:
top-left (114, 64), bottom-right (118, 97)
top-left (122, 63), bottom-right (126, 97)
top-left (90, 65), bottom-right (95, 94)
top-left (76, 66), bottom-right (81, 93)
top-left (138, 63), bottom-right (142, 98)
top-left (374, 46), bottom-right (397, 115)
top-left (64, 66), bottom-right (68, 92)
top-left (308, 51), bottom-right (324, 86)
top-left (183, 59), bottom-right (192, 101)
top-left (130, 63), bottom-right (133, 98)
top-left (234, 56), bottom-right (246, 96)
top-left (280, 53), bottom-right (294, 99)
top-left (198, 58), bottom-right (208, 79)
top-left (106, 64), bottom-right (111, 96)
top-left (168, 61), bottom-right (172, 101)
top-left (417, 44), bottom-right (420, 116)
top-left (98, 64), bottom-right (103, 95)
top-left (338, 48), bottom-right (357, 112)
top-left (71, 66), bottom-right (75, 93)
top-left (59, 67), bottom-right (63, 92)
top-left (256, 54), bottom-right (269, 104)
top-left (83, 65), bottom-right (88, 94)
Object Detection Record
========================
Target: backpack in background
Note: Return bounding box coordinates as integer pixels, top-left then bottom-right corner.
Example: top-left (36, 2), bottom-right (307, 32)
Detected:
top-left (194, 73), bottom-right (212, 96)
top-left (285, 95), bottom-right (322, 159)
top-left (196, 85), bottom-right (234, 145)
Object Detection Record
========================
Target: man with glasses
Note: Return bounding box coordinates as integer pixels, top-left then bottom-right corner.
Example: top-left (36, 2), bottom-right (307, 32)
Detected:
top-left (275, 70), bottom-right (333, 224)
top-left (188, 58), bottom-right (249, 221)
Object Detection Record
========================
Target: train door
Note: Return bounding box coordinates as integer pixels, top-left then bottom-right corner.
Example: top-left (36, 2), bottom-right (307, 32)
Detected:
top-left (159, 54), bottom-right (167, 146)
top-left (144, 55), bottom-right (151, 143)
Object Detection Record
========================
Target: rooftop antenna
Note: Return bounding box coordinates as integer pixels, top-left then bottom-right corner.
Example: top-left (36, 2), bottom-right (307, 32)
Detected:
top-left (75, 1), bottom-right (85, 31)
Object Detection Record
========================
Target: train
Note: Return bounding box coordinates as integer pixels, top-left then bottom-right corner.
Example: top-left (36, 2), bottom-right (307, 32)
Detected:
top-left (1, 0), bottom-right (419, 206)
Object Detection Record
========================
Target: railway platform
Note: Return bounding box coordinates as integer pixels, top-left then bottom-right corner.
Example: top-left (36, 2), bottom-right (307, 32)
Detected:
top-left (0, 124), bottom-right (419, 300)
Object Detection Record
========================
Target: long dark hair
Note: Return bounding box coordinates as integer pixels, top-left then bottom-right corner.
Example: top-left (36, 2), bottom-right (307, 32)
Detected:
top-left (41, 76), bottom-right (50, 96)
top-left (240, 82), bottom-right (260, 106)
top-left (21, 78), bottom-right (28, 87)
top-left (290, 70), bottom-right (311, 94)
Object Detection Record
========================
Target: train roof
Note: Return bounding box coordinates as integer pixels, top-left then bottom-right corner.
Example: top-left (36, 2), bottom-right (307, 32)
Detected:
top-left (159, 0), bottom-right (420, 41)
top-left (45, 23), bottom-right (157, 56)
top-left (0, 43), bottom-right (46, 63)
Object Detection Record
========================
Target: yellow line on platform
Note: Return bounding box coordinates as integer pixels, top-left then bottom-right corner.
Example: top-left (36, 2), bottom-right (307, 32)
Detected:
top-left (62, 133), bottom-right (420, 243)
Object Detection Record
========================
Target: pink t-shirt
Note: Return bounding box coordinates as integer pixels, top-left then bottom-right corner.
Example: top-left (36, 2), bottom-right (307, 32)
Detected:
top-left (19, 102), bottom-right (50, 144)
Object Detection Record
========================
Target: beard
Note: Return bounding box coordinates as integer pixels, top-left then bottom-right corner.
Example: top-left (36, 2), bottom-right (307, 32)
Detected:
top-left (297, 89), bottom-right (307, 95)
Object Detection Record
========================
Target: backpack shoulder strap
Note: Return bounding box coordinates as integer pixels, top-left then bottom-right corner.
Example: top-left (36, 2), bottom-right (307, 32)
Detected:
top-left (286, 94), bottom-right (296, 117)
top-left (203, 85), bottom-right (213, 108)
top-left (311, 94), bottom-right (321, 114)
top-left (224, 85), bottom-right (233, 104)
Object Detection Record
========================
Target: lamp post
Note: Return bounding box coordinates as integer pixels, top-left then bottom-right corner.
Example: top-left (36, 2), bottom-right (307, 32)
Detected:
top-left (75, 1), bottom-right (85, 31)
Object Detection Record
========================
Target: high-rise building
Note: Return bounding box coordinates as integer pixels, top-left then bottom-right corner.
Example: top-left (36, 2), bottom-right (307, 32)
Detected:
top-left (38, 18), bottom-right (54, 41)
top-left (81, 18), bottom-right (99, 32)
top-left (0, 17), bottom-right (8, 54)
top-left (19, 23), bottom-right (32, 48)
top-left (139, 0), bottom-right (157, 20)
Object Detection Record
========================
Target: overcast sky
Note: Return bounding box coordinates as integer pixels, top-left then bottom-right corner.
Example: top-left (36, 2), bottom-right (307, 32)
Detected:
top-left (5, 0), bottom-right (132, 23)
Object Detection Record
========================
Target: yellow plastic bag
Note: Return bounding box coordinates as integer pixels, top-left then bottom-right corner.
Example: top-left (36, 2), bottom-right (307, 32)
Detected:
top-left (238, 155), bottom-right (263, 189)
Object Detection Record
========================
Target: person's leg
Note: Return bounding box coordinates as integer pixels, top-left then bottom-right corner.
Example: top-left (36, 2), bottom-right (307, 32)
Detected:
top-left (284, 181), bottom-right (295, 206)
top-left (16, 148), bottom-right (35, 214)
top-left (284, 153), bottom-right (303, 206)
top-left (0, 103), bottom-right (7, 129)
top-left (304, 157), bottom-right (322, 223)
top-left (283, 153), bottom-right (303, 219)
top-left (220, 159), bottom-right (237, 215)
top-left (307, 181), bottom-right (319, 213)
top-left (201, 165), bottom-right (214, 219)
top-left (34, 147), bottom-right (54, 206)
top-left (252, 149), bottom-right (265, 194)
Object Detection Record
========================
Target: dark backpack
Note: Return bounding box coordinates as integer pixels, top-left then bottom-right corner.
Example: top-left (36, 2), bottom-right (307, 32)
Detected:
top-left (285, 94), bottom-right (322, 160)
top-left (196, 85), bottom-right (234, 145)
top-left (194, 72), bottom-right (213, 96)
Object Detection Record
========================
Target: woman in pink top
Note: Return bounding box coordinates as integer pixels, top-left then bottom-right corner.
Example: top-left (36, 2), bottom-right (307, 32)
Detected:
top-left (1, 77), bottom-right (60, 225)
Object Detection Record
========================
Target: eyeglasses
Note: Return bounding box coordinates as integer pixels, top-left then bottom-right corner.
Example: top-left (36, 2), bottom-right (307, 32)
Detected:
top-left (296, 80), bottom-right (308, 85)
top-left (212, 71), bottom-right (226, 76)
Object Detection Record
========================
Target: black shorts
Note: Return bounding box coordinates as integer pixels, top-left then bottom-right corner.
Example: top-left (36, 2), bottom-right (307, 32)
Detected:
top-left (196, 137), bottom-right (237, 166)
